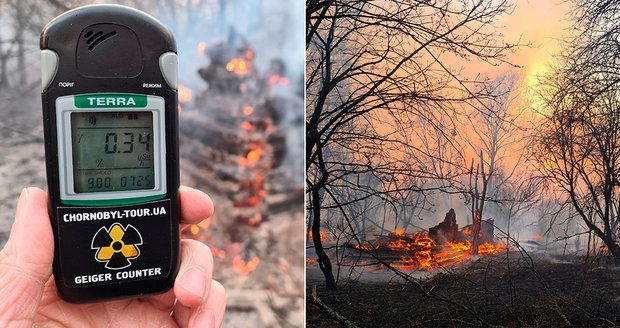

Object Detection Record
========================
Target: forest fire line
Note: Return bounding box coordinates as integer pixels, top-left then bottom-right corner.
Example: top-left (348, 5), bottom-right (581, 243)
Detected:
top-left (308, 229), bottom-right (507, 272)
top-left (351, 231), bottom-right (507, 271)
top-left (307, 210), bottom-right (507, 271)
top-left (307, 228), bottom-right (330, 243)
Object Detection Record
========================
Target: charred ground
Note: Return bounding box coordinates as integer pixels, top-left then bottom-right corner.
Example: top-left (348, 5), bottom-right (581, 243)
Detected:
top-left (307, 253), bottom-right (620, 327)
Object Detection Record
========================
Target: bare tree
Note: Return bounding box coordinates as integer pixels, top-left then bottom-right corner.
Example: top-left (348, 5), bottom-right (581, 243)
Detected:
top-left (534, 63), bottom-right (620, 261)
top-left (465, 73), bottom-right (523, 253)
top-left (529, 0), bottom-right (620, 263)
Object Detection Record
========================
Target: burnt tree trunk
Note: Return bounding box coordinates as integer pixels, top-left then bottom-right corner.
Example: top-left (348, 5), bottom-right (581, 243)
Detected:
top-left (472, 210), bottom-right (481, 255)
top-left (309, 136), bottom-right (336, 290)
top-left (608, 243), bottom-right (620, 263)
top-left (311, 185), bottom-right (336, 290)
top-left (594, 225), bottom-right (620, 264)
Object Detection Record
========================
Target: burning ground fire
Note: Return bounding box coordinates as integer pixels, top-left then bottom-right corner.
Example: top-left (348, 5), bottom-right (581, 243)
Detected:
top-left (377, 231), bottom-right (505, 271)
top-left (310, 230), bottom-right (507, 272)
top-left (308, 209), bottom-right (507, 271)
top-left (306, 227), bottom-right (330, 243)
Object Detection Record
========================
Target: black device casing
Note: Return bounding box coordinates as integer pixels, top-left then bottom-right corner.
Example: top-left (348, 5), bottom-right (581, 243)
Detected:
top-left (40, 5), bottom-right (180, 303)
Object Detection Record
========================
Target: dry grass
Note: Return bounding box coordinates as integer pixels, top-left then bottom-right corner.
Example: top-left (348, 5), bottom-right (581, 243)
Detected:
top-left (308, 252), bottom-right (620, 327)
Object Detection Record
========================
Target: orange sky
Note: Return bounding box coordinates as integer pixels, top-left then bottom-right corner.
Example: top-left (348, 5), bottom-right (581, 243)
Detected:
top-left (477, 0), bottom-right (573, 170)
top-left (365, 0), bottom-right (575, 188)
top-left (481, 0), bottom-right (572, 93)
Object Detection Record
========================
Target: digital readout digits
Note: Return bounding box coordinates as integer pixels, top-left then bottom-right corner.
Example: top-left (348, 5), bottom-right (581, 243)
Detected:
top-left (71, 111), bottom-right (155, 193)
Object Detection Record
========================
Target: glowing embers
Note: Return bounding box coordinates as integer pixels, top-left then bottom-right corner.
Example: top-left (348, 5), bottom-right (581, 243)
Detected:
top-left (349, 229), bottom-right (507, 271)
top-left (239, 142), bottom-right (264, 167)
top-left (226, 57), bottom-right (252, 76)
top-left (232, 255), bottom-right (261, 275)
top-left (177, 84), bottom-right (193, 112)
top-left (307, 227), bottom-right (330, 243)
top-left (178, 85), bottom-right (192, 103)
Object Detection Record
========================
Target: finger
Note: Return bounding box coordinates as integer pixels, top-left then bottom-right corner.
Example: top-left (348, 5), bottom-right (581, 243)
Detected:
top-left (173, 280), bottom-right (227, 328)
top-left (0, 188), bottom-right (53, 324)
top-left (144, 288), bottom-right (176, 312)
top-left (174, 239), bottom-right (213, 308)
top-left (2, 188), bottom-right (53, 277)
top-left (179, 186), bottom-right (214, 225)
top-left (147, 239), bottom-right (213, 309)
top-left (172, 300), bottom-right (191, 328)
top-left (189, 280), bottom-right (227, 328)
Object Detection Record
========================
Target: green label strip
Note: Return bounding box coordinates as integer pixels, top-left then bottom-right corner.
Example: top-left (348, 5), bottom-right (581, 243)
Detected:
top-left (74, 93), bottom-right (147, 108)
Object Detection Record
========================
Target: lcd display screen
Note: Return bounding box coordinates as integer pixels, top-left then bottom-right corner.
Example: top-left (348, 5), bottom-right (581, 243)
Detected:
top-left (70, 111), bottom-right (155, 193)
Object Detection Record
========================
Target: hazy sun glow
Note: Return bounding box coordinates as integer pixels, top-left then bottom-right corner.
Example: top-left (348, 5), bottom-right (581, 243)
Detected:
top-left (460, 0), bottom-right (571, 115)
top-left (525, 62), bottom-right (550, 113)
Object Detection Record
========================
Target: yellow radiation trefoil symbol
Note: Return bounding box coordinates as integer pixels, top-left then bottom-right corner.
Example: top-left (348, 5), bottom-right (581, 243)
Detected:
top-left (91, 223), bottom-right (143, 270)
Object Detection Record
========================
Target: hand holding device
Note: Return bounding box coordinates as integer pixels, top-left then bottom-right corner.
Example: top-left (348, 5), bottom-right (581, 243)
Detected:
top-left (0, 187), bottom-right (226, 327)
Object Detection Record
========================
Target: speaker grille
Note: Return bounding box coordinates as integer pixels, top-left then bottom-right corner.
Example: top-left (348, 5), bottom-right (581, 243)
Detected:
top-left (77, 23), bottom-right (142, 78)
top-left (83, 30), bottom-right (117, 51)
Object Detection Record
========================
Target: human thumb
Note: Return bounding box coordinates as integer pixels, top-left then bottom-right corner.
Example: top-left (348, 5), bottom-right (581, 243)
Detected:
top-left (0, 188), bottom-right (53, 326)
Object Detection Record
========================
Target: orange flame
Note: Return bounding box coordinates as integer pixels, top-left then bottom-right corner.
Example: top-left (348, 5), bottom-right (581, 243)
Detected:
top-left (247, 149), bottom-right (261, 161)
top-left (248, 212), bottom-right (262, 225)
top-left (239, 144), bottom-right (263, 166)
top-left (354, 231), bottom-right (508, 271)
top-left (307, 228), bottom-right (330, 243)
top-left (353, 244), bottom-right (375, 251)
top-left (234, 174), bottom-right (266, 208)
top-left (243, 105), bottom-right (254, 116)
top-left (226, 57), bottom-right (251, 75)
top-left (268, 74), bottom-right (289, 86)
top-left (392, 229), bottom-right (405, 237)
top-left (478, 242), bottom-right (507, 255)
top-left (178, 85), bottom-right (192, 103)
top-left (211, 247), bottom-right (226, 259)
top-left (232, 255), bottom-right (260, 275)
top-left (197, 41), bottom-right (206, 55)
top-left (241, 121), bottom-right (256, 132)
top-left (447, 241), bottom-right (471, 252)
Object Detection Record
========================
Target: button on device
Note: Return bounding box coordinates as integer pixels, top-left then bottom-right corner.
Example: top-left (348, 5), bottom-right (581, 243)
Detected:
top-left (159, 52), bottom-right (178, 90)
top-left (41, 50), bottom-right (59, 90)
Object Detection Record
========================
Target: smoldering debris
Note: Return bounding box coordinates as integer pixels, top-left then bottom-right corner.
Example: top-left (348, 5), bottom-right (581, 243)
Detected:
top-left (178, 38), bottom-right (304, 327)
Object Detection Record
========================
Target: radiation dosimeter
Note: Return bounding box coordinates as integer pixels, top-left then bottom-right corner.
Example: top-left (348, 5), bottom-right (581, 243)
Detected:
top-left (40, 4), bottom-right (180, 303)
